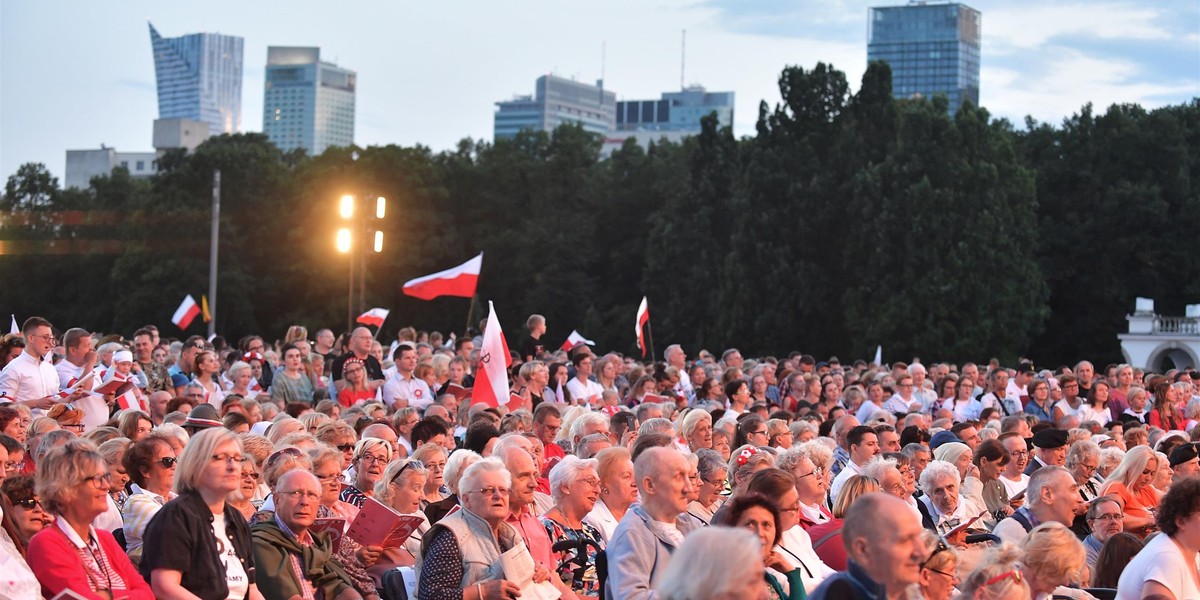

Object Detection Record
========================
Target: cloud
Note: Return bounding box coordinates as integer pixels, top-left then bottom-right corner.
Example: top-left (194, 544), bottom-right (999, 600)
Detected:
top-left (986, 3), bottom-right (1172, 54)
top-left (115, 78), bottom-right (155, 93)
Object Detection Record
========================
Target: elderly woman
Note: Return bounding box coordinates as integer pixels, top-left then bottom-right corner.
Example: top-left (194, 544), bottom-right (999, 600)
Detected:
top-left (726, 444), bottom-right (776, 499)
top-left (934, 441), bottom-right (988, 521)
top-left (2, 474), bottom-right (53, 541)
top-left (309, 445), bottom-right (381, 600)
top-left (315, 420), bottom-right (358, 469)
top-left (426, 449), bottom-right (483, 524)
top-left (97, 437), bottom-right (131, 509)
top-left (226, 360), bottom-right (255, 397)
top-left (1117, 476), bottom-right (1200, 600)
top-left (917, 530), bottom-right (960, 600)
top-left (688, 449), bottom-right (728, 524)
top-left (341, 437), bottom-right (393, 507)
top-left (956, 543), bottom-right (1030, 600)
top-left (766, 418), bottom-right (793, 450)
top-left (722, 493), bottom-right (806, 599)
top-left (918, 459), bottom-right (986, 544)
top-left (369, 457), bottom-right (432, 584)
top-left (417, 457), bottom-right (542, 600)
top-left (118, 410), bottom-right (153, 442)
top-left (808, 475), bottom-right (881, 571)
top-left (121, 436), bottom-right (178, 564)
top-left (583, 446), bottom-right (637, 543)
top-left (681, 408), bottom-right (713, 452)
top-left (540, 455), bottom-right (605, 596)
top-left (748, 467), bottom-right (835, 594)
top-left (141, 428), bottom-right (265, 600)
top-left (657, 527), bottom-right (767, 600)
top-left (411, 442), bottom-right (449, 507)
top-left (228, 451), bottom-right (263, 521)
top-left (1020, 522), bottom-right (1091, 598)
top-left (1100, 444), bottom-right (1163, 537)
top-left (27, 439), bottom-right (154, 599)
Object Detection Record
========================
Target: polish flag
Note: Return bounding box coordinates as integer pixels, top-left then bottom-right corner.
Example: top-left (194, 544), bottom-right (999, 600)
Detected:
top-left (560, 330), bottom-right (595, 352)
top-left (635, 296), bottom-right (650, 357)
top-left (357, 308), bottom-right (391, 328)
top-left (471, 301), bottom-right (512, 407)
top-left (402, 253), bottom-right (483, 301)
top-left (172, 295), bottom-right (201, 330)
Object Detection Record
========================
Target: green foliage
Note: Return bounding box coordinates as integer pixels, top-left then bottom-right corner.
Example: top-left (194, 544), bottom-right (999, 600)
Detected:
top-left (1, 71), bottom-right (1196, 366)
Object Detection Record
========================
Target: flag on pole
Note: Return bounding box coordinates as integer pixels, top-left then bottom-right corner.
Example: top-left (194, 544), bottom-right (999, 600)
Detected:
top-left (172, 295), bottom-right (201, 330)
top-left (873, 345), bottom-right (883, 367)
top-left (559, 330), bottom-right (595, 352)
top-left (9, 315), bottom-right (18, 335)
top-left (201, 295), bottom-right (212, 323)
top-left (402, 253), bottom-right (483, 301)
top-left (635, 296), bottom-right (650, 357)
top-left (471, 301), bottom-right (512, 407)
top-left (356, 308), bottom-right (391, 328)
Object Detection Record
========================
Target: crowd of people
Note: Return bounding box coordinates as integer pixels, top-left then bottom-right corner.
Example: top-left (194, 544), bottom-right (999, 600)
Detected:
top-left (1, 313), bottom-right (1199, 600)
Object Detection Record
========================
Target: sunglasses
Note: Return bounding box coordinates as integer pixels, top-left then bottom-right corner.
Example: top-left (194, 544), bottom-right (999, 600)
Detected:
top-left (158, 456), bottom-right (177, 469)
top-left (266, 446), bottom-right (304, 469)
top-left (13, 497), bottom-right (42, 510)
top-left (921, 538), bottom-right (951, 570)
top-left (336, 443), bottom-right (355, 452)
top-left (391, 459), bottom-right (425, 484)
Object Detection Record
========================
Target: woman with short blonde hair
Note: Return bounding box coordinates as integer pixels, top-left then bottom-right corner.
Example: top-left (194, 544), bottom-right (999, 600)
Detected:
top-left (1021, 522), bottom-right (1087, 596)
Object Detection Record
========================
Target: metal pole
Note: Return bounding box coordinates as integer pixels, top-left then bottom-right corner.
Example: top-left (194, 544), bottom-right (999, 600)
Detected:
top-left (347, 246), bottom-right (354, 334)
top-left (208, 170), bottom-right (220, 337)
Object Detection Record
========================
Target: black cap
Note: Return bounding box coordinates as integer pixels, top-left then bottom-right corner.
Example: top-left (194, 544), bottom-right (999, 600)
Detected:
top-left (1016, 363), bottom-right (1036, 375)
top-left (1169, 444), bottom-right (1200, 467)
top-left (1031, 428), bottom-right (1068, 449)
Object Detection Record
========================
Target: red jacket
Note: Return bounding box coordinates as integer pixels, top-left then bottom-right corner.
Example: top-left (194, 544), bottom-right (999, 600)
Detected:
top-left (28, 522), bottom-right (154, 600)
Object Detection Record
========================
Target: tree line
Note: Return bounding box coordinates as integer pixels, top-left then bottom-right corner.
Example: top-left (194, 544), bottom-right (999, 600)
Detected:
top-left (2, 61), bottom-right (1197, 367)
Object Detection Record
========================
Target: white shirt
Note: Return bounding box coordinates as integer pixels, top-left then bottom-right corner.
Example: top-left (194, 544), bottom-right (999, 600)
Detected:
top-left (0, 349), bottom-right (61, 404)
top-left (829, 459), bottom-right (862, 503)
top-left (92, 493), bottom-right (123, 533)
top-left (799, 503), bottom-right (830, 526)
top-left (583, 497), bottom-right (621, 544)
top-left (566, 377), bottom-right (603, 405)
top-left (778, 525), bottom-right (837, 593)
top-left (998, 473), bottom-right (1029, 499)
top-left (382, 370), bottom-right (434, 410)
top-left (211, 513), bottom-right (250, 600)
top-left (55, 359), bottom-right (109, 431)
top-left (1076, 404), bottom-right (1112, 426)
top-left (881, 394), bottom-right (918, 415)
top-left (854, 400), bottom-right (882, 423)
top-left (1117, 529), bottom-right (1200, 600)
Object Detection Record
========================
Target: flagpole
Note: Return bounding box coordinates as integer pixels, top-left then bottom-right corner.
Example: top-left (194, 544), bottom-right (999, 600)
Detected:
top-left (646, 320), bottom-right (656, 363)
top-left (207, 169), bottom-right (220, 338)
top-left (464, 294), bottom-right (478, 335)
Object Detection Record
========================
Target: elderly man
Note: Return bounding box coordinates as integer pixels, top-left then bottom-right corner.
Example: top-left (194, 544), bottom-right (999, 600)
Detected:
top-left (251, 470), bottom-right (360, 600)
top-left (1082, 495), bottom-right (1124, 575)
top-left (831, 425), bottom-right (880, 502)
top-left (992, 465), bottom-right (1082, 544)
top-left (1170, 443), bottom-right (1200, 483)
top-left (664, 344), bottom-right (692, 398)
top-left (1065, 440), bottom-right (1102, 537)
top-left (916, 460), bottom-right (985, 542)
top-left (1025, 428), bottom-right (1069, 475)
top-left (569, 412), bottom-right (611, 452)
top-left (810, 493), bottom-right (926, 600)
top-left (605, 447), bottom-right (699, 600)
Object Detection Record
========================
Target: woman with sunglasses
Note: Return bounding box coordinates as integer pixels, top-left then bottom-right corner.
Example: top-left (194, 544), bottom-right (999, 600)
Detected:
top-left (917, 531), bottom-right (959, 600)
top-left (120, 436), bottom-right (178, 565)
top-left (2, 474), bottom-right (53, 542)
top-left (28, 438), bottom-right (154, 599)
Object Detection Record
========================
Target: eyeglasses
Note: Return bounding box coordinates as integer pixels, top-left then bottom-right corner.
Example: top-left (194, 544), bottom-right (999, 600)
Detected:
top-left (82, 473), bottom-right (112, 489)
top-left (751, 430), bottom-right (768, 436)
top-left (921, 538), bottom-right (951, 570)
top-left (242, 471), bottom-right (261, 480)
top-left (336, 443), bottom-right (355, 452)
top-left (797, 467), bottom-right (823, 480)
top-left (359, 453), bottom-right (389, 465)
top-left (927, 567), bottom-right (957, 580)
top-left (13, 497), bottom-right (42, 510)
top-left (158, 456), bottom-right (178, 469)
top-left (467, 486), bottom-right (511, 497)
top-left (1089, 512), bottom-right (1123, 522)
top-left (62, 423), bottom-right (86, 432)
top-left (211, 453), bottom-right (245, 464)
top-left (4, 461), bottom-right (20, 472)
top-left (316, 472), bottom-right (340, 483)
top-left (391, 459), bottom-right (424, 484)
top-left (27, 333), bottom-right (55, 342)
top-left (276, 489), bottom-right (321, 502)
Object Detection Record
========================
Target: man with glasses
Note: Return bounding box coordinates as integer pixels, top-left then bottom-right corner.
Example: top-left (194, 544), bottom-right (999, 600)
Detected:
top-left (883, 375), bottom-right (920, 415)
top-left (251, 470), bottom-right (360, 600)
top-left (1082, 495), bottom-right (1123, 574)
top-left (1, 316), bottom-right (86, 410)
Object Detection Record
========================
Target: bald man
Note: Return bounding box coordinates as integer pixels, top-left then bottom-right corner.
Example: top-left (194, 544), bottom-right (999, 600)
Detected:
top-left (331, 327), bottom-right (385, 392)
top-left (810, 493), bottom-right (926, 600)
top-left (605, 447), bottom-right (699, 600)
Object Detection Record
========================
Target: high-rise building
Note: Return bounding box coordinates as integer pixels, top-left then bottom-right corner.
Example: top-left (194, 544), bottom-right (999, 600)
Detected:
top-left (494, 75), bottom-right (616, 140)
top-left (149, 23), bottom-right (244, 135)
top-left (65, 147), bottom-right (158, 190)
top-left (602, 86), bottom-right (735, 155)
top-left (262, 47), bottom-right (356, 155)
top-left (867, 2), bottom-right (981, 114)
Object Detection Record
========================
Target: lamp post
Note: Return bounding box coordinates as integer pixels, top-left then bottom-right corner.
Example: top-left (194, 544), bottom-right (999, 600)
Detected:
top-left (336, 194), bottom-right (386, 333)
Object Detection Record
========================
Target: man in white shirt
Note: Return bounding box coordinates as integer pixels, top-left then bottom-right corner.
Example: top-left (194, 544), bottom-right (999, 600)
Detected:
top-left (54, 328), bottom-right (108, 431)
top-left (381, 345), bottom-right (432, 410)
top-left (882, 374), bottom-right (920, 415)
top-left (980, 368), bottom-right (1022, 417)
top-left (566, 353), bottom-right (603, 407)
top-left (0, 317), bottom-right (85, 410)
top-left (830, 425), bottom-right (880, 502)
top-left (1006, 363), bottom-right (1035, 407)
top-left (664, 345), bottom-right (692, 398)
top-left (909, 363), bottom-right (937, 410)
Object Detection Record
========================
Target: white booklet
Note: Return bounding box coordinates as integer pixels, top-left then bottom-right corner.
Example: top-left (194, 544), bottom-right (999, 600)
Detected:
top-left (499, 542), bottom-right (561, 600)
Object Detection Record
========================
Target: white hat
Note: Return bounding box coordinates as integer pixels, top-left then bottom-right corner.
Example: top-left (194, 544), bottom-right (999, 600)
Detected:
top-left (113, 349), bottom-right (134, 364)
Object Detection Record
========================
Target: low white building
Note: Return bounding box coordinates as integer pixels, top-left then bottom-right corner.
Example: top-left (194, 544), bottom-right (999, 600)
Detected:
top-left (1118, 298), bottom-right (1200, 371)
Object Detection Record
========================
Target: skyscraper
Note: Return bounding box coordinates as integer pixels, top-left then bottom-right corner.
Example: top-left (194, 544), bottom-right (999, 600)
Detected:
top-left (149, 23), bottom-right (244, 135)
top-left (494, 75), bottom-right (616, 140)
top-left (615, 86), bottom-right (734, 134)
top-left (263, 47), bottom-right (356, 155)
top-left (867, 2), bottom-right (981, 114)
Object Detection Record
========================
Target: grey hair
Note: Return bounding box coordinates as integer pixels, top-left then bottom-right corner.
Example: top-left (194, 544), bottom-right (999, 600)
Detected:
top-left (148, 423), bottom-right (189, 446)
top-left (548, 455), bottom-right (599, 503)
top-left (1027, 466), bottom-right (1072, 507)
top-left (444, 449), bottom-right (482, 494)
top-left (459, 457), bottom-right (511, 498)
top-left (576, 433), bottom-right (611, 459)
top-left (919, 460), bottom-right (960, 494)
top-left (658, 527), bottom-right (763, 600)
top-left (696, 449), bottom-right (727, 481)
top-left (788, 420), bottom-right (815, 439)
top-left (375, 457), bottom-right (429, 503)
top-left (569, 412), bottom-right (609, 445)
top-left (860, 456), bottom-right (899, 483)
top-left (36, 429), bottom-right (76, 461)
top-left (638, 418), bottom-right (675, 437)
top-left (1065, 440), bottom-right (1101, 469)
top-left (796, 439), bottom-right (834, 471)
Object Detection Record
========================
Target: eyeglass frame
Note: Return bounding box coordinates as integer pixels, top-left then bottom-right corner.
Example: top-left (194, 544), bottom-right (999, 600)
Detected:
top-left (465, 486), bottom-right (511, 497)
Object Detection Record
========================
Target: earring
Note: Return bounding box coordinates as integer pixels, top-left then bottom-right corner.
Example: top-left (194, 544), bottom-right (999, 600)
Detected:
top-left (601, 487), bottom-right (610, 495)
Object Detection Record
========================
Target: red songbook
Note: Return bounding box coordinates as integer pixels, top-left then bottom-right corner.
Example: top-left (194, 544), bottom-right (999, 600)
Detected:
top-left (94, 379), bottom-right (134, 396)
top-left (643, 393), bottom-right (669, 404)
top-left (310, 517), bottom-right (346, 552)
top-left (444, 383), bottom-right (470, 401)
top-left (346, 496), bottom-right (425, 548)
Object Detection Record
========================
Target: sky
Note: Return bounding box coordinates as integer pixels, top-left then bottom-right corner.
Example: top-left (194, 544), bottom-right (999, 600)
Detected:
top-left (2, 0), bottom-right (1197, 184)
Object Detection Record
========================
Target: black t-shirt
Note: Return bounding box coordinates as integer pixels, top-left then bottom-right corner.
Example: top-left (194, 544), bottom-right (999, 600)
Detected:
top-left (140, 491), bottom-right (255, 600)
top-left (330, 352), bottom-right (385, 382)
top-left (520, 335), bottom-right (546, 361)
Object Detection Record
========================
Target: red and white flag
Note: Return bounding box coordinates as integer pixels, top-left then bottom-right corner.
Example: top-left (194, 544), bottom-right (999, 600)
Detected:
top-left (172, 295), bottom-right (201, 330)
top-left (357, 308), bottom-right (390, 328)
top-left (471, 301), bottom-right (512, 407)
top-left (635, 296), bottom-right (650, 357)
top-left (559, 330), bottom-right (595, 352)
top-left (402, 253), bottom-right (482, 301)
